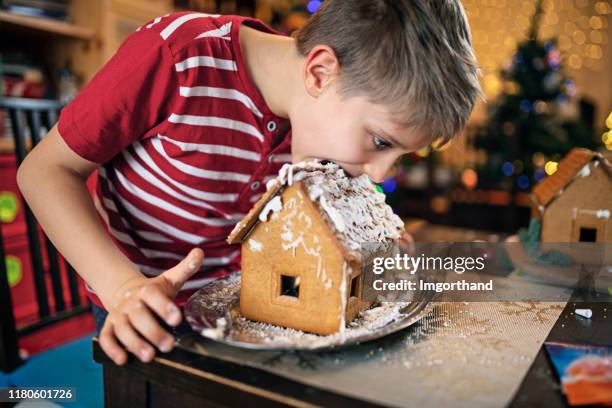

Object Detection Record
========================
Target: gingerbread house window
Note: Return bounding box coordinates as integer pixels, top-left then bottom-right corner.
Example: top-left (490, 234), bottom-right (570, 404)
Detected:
top-left (280, 275), bottom-right (300, 298)
top-left (578, 227), bottom-right (597, 242)
top-left (349, 275), bottom-right (360, 298)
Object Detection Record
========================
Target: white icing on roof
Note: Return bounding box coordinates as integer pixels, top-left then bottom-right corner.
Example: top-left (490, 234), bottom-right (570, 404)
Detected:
top-left (258, 195), bottom-right (282, 222)
top-left (578, 164), bottom-right (591, 178)
top-left (266, 160), bottom-right (405, 252)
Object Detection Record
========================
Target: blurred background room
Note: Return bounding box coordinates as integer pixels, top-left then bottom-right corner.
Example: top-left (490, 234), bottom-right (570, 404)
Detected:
top-left (0, 0), bottom-right (611, 394)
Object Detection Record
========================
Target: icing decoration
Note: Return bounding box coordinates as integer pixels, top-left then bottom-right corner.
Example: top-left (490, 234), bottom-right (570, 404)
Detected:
top-left (258, 195), bottom-right (282, 222)
top-left (248, 238), bottom-right (263, 252)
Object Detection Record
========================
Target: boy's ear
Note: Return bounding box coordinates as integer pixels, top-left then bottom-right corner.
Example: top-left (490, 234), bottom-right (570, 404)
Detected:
top-left (303, 45), bottom-right (340, 98)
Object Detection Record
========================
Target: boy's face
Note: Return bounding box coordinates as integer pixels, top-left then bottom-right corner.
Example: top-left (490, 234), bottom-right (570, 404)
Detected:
top-left (290, 81), bottom-right (430, 183)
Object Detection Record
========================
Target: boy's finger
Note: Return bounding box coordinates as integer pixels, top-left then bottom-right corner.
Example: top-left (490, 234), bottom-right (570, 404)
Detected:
top-left (139, 284), bottom-right (182, 327)
top-left (400, 230), bottom-right (414, 243)
top-left (127, 300), bottom-right (175, 353)
top-left (162, 248), bottom-right (205, 296)
top-left (99, 322), bottom-right (127, 365)
top-left (114, 313), bottom-right (156, 363)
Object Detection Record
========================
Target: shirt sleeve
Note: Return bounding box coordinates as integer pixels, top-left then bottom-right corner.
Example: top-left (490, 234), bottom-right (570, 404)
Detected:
top-left (57, 25), bottom-right (179, 164)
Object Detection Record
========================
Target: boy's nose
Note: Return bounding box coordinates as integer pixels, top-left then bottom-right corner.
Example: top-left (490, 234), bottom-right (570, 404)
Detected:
top-left (362, 163), bottom-right (389, 184)
top-left (363, 154), bottom-right (402, 184)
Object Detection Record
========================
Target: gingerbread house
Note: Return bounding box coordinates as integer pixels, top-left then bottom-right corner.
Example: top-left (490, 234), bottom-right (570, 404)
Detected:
top-left (531, 148), bottom-right (612, 244)
top-left (227, 161), bottom-right (404, 335)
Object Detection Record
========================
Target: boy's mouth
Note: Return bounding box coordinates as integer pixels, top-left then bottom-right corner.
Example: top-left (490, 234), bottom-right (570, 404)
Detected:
top-left (320, 160), bottom-right (363, 178)
top-left (299, 158), bottom-right (363, 178)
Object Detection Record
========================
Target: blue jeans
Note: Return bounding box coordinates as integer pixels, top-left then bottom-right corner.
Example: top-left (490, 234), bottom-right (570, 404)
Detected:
top-left (91, 303), bottom-right (109, 335)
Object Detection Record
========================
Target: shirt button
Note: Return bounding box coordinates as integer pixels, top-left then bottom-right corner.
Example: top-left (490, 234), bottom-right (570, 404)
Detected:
top-left (250, 181), bottom-right (260, 190)
top-left (266, 120), bottom-right (277, 132)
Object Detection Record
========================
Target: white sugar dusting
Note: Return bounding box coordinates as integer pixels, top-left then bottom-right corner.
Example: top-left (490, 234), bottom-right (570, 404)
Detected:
top-left (200, 317), bottom-right (227, 339)
top-left (231, 301), bottom-right (414, 349)
top-left (187, 275), bottom-right (429, 349)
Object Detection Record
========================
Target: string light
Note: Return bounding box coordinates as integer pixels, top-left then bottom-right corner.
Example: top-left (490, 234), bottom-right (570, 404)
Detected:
top-left (534, 168), bottom-right (546, 181)
top-left (513, 160), bottom-right (524, 174)
top-left (502, 161), bottom-right (515, 176)
top-left (380, 177), bottom-right (398, 194)
top-left (532, 152), bottom-right (546, 167)
top-left (306, 0), bottom-right (321, 14)
top-left (545, 161), bottom-right (558, 175)
top-left (462, 169), bottom-right (478, 190)
top-left (517, 174), bottom-right (530, 189)
top-left (415, 147), bottom-right (430, 158)
top-left (605, 111), bottom-right (612, 151)
top-left (463, 0), bottom-right (609, 94)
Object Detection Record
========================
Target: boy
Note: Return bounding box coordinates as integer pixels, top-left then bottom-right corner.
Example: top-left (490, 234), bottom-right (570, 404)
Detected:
top-left (17, 0), bottom-right (481, 366)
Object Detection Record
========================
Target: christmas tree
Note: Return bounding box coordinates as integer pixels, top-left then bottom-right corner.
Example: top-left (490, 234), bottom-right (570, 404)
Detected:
top-left (473, 0), bottom-right (598, 192)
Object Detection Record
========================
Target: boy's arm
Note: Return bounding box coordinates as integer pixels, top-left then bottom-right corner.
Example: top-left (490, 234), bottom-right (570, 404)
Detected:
top-left (18, 124), bottom-right (204, 366)
top-left (16, 124), bottom-right (141, 309)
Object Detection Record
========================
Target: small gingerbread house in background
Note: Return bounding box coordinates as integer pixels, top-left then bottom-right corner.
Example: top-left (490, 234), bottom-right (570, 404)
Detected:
top-left (228, 161), bottom-right (404, 335)
top-left (531, 148), bottom-right (612, 245)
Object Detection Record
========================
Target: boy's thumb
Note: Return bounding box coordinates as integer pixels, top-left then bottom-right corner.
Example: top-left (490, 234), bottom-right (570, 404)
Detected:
top-left (163, 248), bottom-right (205, 296)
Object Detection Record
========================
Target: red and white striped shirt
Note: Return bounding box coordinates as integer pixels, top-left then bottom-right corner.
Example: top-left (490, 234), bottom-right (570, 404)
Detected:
top-left (57, 12), bottom-right (292, 308)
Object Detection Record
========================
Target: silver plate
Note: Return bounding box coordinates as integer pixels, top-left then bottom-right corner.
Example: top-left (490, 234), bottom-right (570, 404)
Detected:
top-left (184, 274), bottom-right (434, 351)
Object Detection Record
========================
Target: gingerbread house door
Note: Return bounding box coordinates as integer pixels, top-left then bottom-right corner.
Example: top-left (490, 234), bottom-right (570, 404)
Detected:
top-left (570, 211), bottom-right (607, 265)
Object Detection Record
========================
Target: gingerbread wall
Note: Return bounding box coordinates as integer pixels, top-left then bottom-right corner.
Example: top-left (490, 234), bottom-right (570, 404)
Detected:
top-left (239, 182), bottom-right (354, 335)
top-left (541, 162), bottom-right (611, 244)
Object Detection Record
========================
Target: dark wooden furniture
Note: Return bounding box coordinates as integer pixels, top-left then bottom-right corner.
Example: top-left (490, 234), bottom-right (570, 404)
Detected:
top-left (0, 97), bottom-right (91, 372)
top-left (0, 221), bottom-right (21, 372)
top-left (94, 334), bottom-right (376, 408)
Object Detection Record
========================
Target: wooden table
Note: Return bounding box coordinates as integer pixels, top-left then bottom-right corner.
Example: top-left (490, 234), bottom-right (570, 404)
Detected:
top-left (93, 225), bottom-right (611, 407)
top-left (93, 300), bottom-right (608, 407)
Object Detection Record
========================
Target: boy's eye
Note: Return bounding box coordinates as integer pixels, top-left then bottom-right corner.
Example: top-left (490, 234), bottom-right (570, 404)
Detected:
top-left (372, 134), bottom-right (392, 150)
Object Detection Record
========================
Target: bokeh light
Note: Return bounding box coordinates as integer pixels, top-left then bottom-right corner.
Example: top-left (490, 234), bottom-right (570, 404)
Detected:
top-left (534, 168), bottom-right (546, 182)
top-left (462, 169), bottom-right (478, 190)
top-left (545, 161), bottom-right (559, 175)
top-left (502, 161), bottom-right (515, 176)
top-left (517, 174), bottom-right (530, 189)
top-left (306, 0), bottom-right (321, 14)
top-left (380, 177), bottom-right (398, 194)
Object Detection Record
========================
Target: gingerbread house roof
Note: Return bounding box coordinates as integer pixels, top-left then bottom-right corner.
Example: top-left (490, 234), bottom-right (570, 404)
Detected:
top-left (531, 148), bottom-right (612, 209)
top-left (227, 160), bottom-right (404, 256)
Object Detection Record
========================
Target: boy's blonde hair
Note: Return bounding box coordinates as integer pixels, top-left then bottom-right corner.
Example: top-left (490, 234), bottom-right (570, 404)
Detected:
top-left (295, 0), bottom-right (482, 146)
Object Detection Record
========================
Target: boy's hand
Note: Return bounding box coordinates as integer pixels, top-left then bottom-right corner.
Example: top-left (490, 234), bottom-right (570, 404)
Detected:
top-left (99, 248), bottom-right (204, 365)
